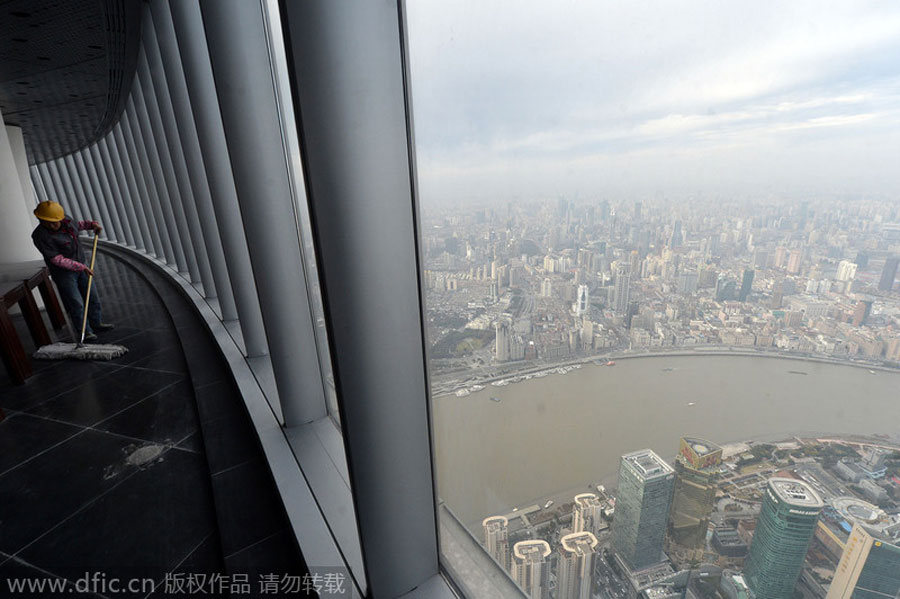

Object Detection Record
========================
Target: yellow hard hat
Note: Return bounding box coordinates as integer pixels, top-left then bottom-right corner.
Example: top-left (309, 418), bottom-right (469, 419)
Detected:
top-left (34, 201), bottom-right (65, 222)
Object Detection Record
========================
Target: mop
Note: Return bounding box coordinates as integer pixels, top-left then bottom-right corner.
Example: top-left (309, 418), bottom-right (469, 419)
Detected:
top-left (33, 234), bottom-right (128, 361)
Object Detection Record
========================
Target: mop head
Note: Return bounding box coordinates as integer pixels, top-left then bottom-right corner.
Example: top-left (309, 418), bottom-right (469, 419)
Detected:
top-left (34, 342), bottom-right (129, 361)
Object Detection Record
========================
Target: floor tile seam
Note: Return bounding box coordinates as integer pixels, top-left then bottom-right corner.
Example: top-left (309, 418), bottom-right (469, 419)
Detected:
top-left (173, 430), bottom-right (203, 455)
top-left (69, 378), bottom-right (187, 430)
top-left (84, 425), bottom-right (199, 453)
top-left (0, 366), bottom-right (122, 409)
top-left (222, 529), bottom-right (286, 562)
top-left (3, 409), bottom-right (191, 459)
top-left (0, 553), bottom-right (111, 598)
top-left (15, 363), bottom-right (137, 413)
top-left (6, 464), bottom-right (146, 565)
top-left (209, 457), bottom-right (258, 479)
top-left (115, 363), bottom-right (188, 377)
top-left (0, 427), bottom-right (90, 479)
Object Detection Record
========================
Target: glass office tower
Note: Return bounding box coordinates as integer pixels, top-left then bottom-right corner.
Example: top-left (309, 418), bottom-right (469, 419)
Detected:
top-left (745, 478), bottom-right (824, 599)
top-left (611, 449), bottom-right (676, 571)
top-left (670, 437), bottom-right (722, 552)
top-left (827, 524), bottom-right (900, 599)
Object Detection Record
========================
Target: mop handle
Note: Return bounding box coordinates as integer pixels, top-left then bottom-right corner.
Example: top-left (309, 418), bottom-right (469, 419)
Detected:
top-left (79, 233), bottom-right (100, 345)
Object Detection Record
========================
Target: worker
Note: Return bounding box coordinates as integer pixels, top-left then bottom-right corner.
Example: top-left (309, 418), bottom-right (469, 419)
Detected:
top-left (31, 201), bottom-right (114, 342)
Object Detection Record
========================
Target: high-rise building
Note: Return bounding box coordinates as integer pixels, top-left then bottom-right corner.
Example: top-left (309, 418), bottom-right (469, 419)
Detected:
top-left (482, 515), bottom-right (510, 571)
top-left (614, 264), bottom-right (631, 314)
top-left (611, 449), bottom-right (676, 571)
top-left (573, 493), bottom-right (603, 537)
top-left (494, 320), bottom-right (511, 362)
top-left (630, 250), bottom-right (642, 279)
top-left (669, 220), bottom-right (683, 249)
top-left (879, 257), bottom-right (899, 292)
top-left (541, 277), bottom-right (553, 298)
top-left (670, 437), bottom-right (722, 550)
top-left (744, 478), bottom-right (823, 599)
top-left (837, 260), bottom-right (858, 282)
top-left (716, 276), bottom-right (736, 302)
top-left (557, 532), bottom-right (598, 599)
top-left (739, 269), bottom-right (755, 302)
top-left (678, 271), bottom-right (698, 295)
top-left (826, 524), bottom-right (900, 599)
top-left (852, 299), bottom-right (873, 327)
top-left (787, 250), bottom-right (803, 274)
top-left (775, 247), bottom-right (789, 269)
top-left (575, 284), bottom-right (590, 316)
top-left (511, 540), bottom-right (551, 599)
top-left (855, 252), bottom-right (870, 269)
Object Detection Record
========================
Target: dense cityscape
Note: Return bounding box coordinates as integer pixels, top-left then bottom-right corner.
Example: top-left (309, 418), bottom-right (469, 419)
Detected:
top-left (421, 197), bottom-right (900, 598)
top-left (479, 435), bottom-right (900, 599)
top-left (421, 197), bottom-right (900, 396)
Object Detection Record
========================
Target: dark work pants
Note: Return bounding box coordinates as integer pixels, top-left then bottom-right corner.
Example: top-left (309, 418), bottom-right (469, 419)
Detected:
top-left (53, 269), bottom-right (102, 337)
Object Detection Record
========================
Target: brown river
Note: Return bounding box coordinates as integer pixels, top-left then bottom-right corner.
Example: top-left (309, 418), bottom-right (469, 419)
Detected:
top-left (433, 354), bottom-right (900, 528)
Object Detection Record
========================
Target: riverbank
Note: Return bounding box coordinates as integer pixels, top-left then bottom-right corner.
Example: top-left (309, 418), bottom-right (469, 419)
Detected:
top-left (434, 346), bottom-right (900, 398)
top-left (433, 353), bottom-right (900, 525)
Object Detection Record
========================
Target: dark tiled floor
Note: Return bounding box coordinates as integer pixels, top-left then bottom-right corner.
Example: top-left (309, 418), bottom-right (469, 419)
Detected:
top-left (0, 253), bottom-right (224, 598)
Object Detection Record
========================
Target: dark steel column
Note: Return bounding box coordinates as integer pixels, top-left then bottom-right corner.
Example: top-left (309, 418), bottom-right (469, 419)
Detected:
top-left (72, 151), bottom-right (109, 241)
top-left (100, 136), bottom-right (144, 251)
top-left (142, 8), bottom-right (214, 296)
top-left (95, 139), bottom-right (137, 248)
top-left (149, 0), bottom-right (236, 315)
top-left (201, 0), bottom-right (325, 423)
top-left (282, 1), bottom-right (440, 595)
top-left (46, 160), bottom-right (81, 223)
top-left (54, 157), bottom-right (86, 223)
top-left (123, 101), bottom-right (175, 264)
top-left (109, 125), bottom-right (155, 256)
top-left (132, 68), bottom-right (191, 275)
top-left (169, 0), bottom-right (270, 357)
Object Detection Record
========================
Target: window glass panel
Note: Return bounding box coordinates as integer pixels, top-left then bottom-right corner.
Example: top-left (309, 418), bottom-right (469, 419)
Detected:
top-left (407, 2), bottom-right (900, 597)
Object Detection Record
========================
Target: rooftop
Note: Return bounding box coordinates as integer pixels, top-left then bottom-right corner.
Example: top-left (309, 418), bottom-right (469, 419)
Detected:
top-left (624, 449), bottom-right (674, 479)
top-left (769, 478), bottom-right (824, 508)
top-left (560, 531), bottom-right (598, 555)
top-left (683, 437), bottom-right (721, 456)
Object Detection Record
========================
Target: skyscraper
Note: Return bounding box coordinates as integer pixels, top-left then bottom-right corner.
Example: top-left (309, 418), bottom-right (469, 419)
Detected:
top-left (678, 271), bottom-right (698, 295)
top-left (511, 540), bottom-right (551, 599)
top-left (744, 478), bottom-right (823, 599)
top-left (494, 320), bottom-right (511, 362)
top-left (669, 220), bottom-right (683, 249)
top-left (879, 257), bottom-right (899, 292)
top-left (739, 269), bottom-right (755, 302)
top-left (575, 284), bottom-right (590, 316)
top-left (670, 437), bottom-right (722, 551)
top-left (541, 277), bottom-right (553, 298)
top-left (482, 515), bottom-right (510, 571)
top-left (611, 449), bottom-right (676, 571)
top-left (852, 299), bottom-right (873, 327)
top-left (836, 260), bottom-right (858, 282)
top-left (826, 524), bottom-right (900, 599)
top-left (614, 263), bottom-right (631, 314)
top-left (787, 250), bottom-right (803, 274)
top-left (557, 532), bottom-right (598, 599)
top-left (573, 493), bottom-right (603, 537)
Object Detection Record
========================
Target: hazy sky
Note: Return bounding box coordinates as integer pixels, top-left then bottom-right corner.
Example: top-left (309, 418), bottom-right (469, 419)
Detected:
top-left (406, 1), bottom-right (900, 205)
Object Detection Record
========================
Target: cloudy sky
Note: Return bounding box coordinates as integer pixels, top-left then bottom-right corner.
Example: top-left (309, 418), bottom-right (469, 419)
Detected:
top-left (405, 1), bottom-right (900, 205)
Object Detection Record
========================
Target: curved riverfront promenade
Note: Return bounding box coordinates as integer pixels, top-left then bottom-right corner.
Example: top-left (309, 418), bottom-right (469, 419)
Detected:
top-left (433, 352), bottom-right (900, 528)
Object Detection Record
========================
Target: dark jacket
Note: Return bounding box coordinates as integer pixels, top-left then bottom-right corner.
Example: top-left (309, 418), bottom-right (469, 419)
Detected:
top-left (31, 219), bottom-right (92, 277)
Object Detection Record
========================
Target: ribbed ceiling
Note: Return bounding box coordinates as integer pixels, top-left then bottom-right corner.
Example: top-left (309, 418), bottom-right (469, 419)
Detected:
top-left (0, 0), bottom-right (141, 164)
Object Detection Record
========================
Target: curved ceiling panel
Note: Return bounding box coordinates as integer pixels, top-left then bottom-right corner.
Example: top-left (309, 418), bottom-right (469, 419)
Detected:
top-left (0, 0), bottom-right (141, 164)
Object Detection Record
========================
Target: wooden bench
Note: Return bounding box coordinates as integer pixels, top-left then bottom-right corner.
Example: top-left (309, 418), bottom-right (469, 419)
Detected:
top-left (0, 262), bottom-right (67, 408)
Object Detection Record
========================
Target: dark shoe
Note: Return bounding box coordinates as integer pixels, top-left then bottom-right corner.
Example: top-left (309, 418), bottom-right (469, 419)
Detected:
top-left (93, 323), bottom-right (115, 332)
top-left (83, 332), bottom-right (98, 342)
